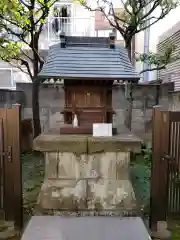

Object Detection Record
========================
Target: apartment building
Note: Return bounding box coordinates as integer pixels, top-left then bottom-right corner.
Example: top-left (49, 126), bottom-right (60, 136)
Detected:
top-left (0, 0), bottom-right (96, 89)
top-left (157, 20), bottom-right (180, 91)
top-left (0, 0), bottom-right (139, 88)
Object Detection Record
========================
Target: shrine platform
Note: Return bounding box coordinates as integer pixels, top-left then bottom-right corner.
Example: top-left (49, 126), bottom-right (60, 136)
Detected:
top-left (33, 132), bottom-right (142, 215)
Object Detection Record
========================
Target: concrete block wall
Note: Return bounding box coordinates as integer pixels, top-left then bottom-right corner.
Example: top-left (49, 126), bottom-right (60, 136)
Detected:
top-left (16, 82), bottom-right (174, 135)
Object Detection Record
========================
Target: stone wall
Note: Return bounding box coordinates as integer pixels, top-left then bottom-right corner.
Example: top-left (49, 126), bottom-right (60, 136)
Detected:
top-left (16, 82), bottom-right (174, 135)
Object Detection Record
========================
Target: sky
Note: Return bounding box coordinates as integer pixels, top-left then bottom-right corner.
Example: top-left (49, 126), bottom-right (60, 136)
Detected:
top-left (149, 5), bottom-right (180, 52)
top-left (109, 1), bottom-right (180, 53)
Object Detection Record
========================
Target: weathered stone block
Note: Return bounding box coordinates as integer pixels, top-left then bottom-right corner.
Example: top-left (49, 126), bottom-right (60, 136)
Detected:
top-left (87, 136), bottom-right (141, 153)
top-left (34, 133), bottom-right (142, 214)
top-left (33, 134), bottom-right (88, 154)
top-left (58, 153), bottom-right (87, 179)
top-left (116, 152), bottom-right (130, 180)
top-left (45, 153), bottom-right (58, 178)
top-left (37, 178), bottom-right (136, 212)
top-left (45, 151), bottom-right (130, 180)
top-left (85, 152), bottom-right (130, 180)
top-left (37, 179), bottom-right (87, 210)
top-left (87, 179), bottom-right (136, 211)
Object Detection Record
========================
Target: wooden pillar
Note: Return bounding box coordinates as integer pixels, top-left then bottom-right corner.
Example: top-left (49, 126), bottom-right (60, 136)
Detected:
top-left (150, 106), bottom-right (170, 230)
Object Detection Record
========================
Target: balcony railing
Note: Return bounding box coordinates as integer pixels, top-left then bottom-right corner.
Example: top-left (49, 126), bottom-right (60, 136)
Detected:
top-left (2, 17), bottom-right (94, 48)
top-left (41, 17), bottom-right (94, 45)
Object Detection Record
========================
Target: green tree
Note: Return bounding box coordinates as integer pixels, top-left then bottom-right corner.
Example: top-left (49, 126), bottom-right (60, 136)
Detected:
top-left (0, 0), bottom-right (55, 137)
top-left (136, 42), bottom-right (179, 74)
top-left (79, 0), bottom-right (179, 60)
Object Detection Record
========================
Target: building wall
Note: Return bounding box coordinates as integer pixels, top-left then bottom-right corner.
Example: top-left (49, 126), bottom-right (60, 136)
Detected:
top-left (157, 21), bottom-right (180, 91)
top-left (16, 82), bottom-right (174, 139)
top-left (0, 61), bottom-right (17, 89)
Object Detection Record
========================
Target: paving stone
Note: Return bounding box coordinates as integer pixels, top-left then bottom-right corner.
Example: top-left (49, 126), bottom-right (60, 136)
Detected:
top-left (21, 216), bottom-right (152, 240)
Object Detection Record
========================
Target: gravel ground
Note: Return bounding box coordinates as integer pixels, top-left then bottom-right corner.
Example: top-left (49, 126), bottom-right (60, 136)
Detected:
top-left (131, 162), bottom-right (151, 206)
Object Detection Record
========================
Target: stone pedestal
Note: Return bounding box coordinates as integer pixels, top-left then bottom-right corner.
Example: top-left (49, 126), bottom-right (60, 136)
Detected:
top-left (33, 134), bottom-right (141, 215)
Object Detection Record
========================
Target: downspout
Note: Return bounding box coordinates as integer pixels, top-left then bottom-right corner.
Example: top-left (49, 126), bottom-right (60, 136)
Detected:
top-left (143, 4), bottom-right (151, 82)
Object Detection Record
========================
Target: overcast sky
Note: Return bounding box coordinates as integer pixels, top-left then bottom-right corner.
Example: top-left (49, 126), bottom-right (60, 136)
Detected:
top-left (149, 5), bottom-right (180, 51)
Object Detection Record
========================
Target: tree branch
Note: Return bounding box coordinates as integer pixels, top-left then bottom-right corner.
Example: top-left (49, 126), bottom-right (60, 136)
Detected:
top-left (35, 0), bottom-right (57, 26)
top-left (19, 0), bottom-right (31, 9)
top-left (31, 43), bottom-right (44, 69)
top-left (5, 58), bottom-right (32, 78)
top-left (17, 58), bottom-right (33, 78)
top-left (141, 0), bottom-right (159, 21)
top-left (81, 0), bottom-right (125, 35)
top-left (139, 65), bottom-right (166, 74)
top-left (79, 0), bottom-right (179, 53)
top-left (0, 18), bottom-right (30, 45)
top-left (136, 8), bottom-right (171, 33)
top-left (20, 49), bottom-right (34, 62)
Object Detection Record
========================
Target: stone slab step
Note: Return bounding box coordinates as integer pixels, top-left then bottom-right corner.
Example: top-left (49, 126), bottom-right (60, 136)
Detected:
top-left (21, 216), bottom-right (152, 240)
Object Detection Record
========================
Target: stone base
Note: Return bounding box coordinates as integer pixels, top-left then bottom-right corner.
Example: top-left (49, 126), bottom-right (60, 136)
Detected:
top-left (151, 221), bottom-right (172, 240)
top-left (33, 134), bottom-right (141, 216)
top-left (36, 178), bottom-right (137, 215)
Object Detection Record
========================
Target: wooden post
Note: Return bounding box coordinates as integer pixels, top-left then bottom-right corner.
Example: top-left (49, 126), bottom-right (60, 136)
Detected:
top-left (0, 119), bottom-right (3, 211)
top-left (103, 88), bottom-right (107, 122)
top-left (4, 105), bottom-right (23, 229)
top-left (0, 109), bottom-right (6, 220)
top-left (12, 104), bottom-right (23, 229)
top-left (150, 106), bottom-right (162, 230)
top-left (160, 111), bottom-right (170, 220)
top-left (150, 106), bottom-right (170, 230)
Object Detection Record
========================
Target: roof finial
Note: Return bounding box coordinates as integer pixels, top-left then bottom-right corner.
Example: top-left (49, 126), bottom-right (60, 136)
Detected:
top-left (60, 31), bottom-right (66, 48)
top-left (109, 31), bottom-right (115, 49)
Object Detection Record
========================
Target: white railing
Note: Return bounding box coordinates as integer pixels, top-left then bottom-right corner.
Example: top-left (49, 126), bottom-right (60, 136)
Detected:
top-left (1, 17), bottom-right (94, 49)
top-left (41, 17), bottom-right (93, 45)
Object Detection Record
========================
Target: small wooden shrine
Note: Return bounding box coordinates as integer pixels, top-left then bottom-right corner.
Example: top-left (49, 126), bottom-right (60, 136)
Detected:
top-left (62, 79), bottom-right (115, 134)
top-left (38, 33), bottom-right (139, 134)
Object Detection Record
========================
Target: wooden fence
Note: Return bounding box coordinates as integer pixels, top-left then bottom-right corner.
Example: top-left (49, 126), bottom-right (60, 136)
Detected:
top-left (150, 106), bottom-right (180, 229)
top-left (0, 106), bottom-right (22, 229)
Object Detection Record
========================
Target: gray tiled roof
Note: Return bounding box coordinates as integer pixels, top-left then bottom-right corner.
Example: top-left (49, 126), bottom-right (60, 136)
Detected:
top-left (38, 37), bottom-right (140, 81)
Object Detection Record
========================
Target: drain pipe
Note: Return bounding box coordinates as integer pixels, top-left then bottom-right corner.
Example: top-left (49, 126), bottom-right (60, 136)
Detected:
top-left (143, 4), bottom-right (151, 82)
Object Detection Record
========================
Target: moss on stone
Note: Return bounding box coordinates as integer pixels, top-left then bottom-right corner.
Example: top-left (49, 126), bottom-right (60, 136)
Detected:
top-left (33, 134), bottom-right (88, 154)
top-left (87, 136), bottom-right (141, 154)
top-left (33, 134), bottom-right (142, 155)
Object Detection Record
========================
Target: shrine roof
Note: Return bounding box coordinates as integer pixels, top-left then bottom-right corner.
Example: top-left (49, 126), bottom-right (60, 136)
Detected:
top-left (38, 36), bottom-right (140, 81)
